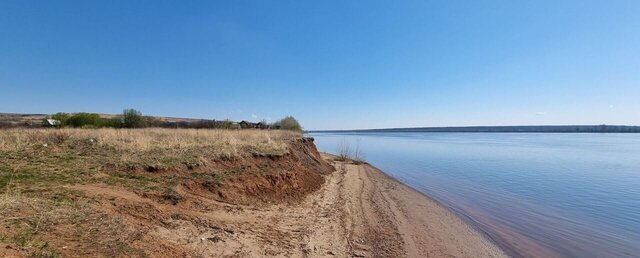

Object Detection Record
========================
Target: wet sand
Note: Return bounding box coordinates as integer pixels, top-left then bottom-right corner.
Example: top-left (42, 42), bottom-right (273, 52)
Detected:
top-left (325, 154), bottom-right (507, 257)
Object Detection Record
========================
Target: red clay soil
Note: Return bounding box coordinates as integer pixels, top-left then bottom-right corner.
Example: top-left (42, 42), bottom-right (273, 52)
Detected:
top-left (102, 137), bottom-right (333, 205)
top-left (183, 137), bottom-right (335, 205)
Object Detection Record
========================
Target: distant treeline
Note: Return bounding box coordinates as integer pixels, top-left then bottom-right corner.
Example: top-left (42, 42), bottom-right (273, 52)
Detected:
top-left (311, 125), bottom-right (640, 133)
top-left (47, 109), bottom-right (233, 129)
top-left (0, 109), bottom-right (303, 131)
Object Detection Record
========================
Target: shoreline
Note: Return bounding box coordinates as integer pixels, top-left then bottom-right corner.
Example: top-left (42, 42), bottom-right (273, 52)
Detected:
top-left (324, 154), bottom-right (507, 257)
top-left (361, 159), bottom-right (518, 257)
top-left (357, 158), bottom-right (512, 257)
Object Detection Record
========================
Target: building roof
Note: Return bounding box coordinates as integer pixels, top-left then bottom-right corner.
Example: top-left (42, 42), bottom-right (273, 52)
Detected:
top-left (45, 119), bottom-right (61, 126)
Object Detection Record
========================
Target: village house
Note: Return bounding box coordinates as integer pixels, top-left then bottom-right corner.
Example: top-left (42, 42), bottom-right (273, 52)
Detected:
top-left (42, 119), bottom-right (61, 127)
top-left (239, 120), bottom-right (257, 129)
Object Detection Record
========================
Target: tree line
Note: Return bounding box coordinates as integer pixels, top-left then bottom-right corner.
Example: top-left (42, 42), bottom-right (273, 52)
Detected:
top-left (44, 109), bottom-right (303, 131)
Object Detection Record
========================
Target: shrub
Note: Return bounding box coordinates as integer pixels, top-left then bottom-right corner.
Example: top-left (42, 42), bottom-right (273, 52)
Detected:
top-left (275, 116), bottom-right (302, 132)
top-left (66, 113), bottom-right (101, 128)
top-left (337, 139), bottom-right (365, 164)
top-left (337, 140), bottom-right (351, 161)
top-left (143, 116), bottom-right (162, 128)
top-left (101, 117), bottom-right (123, 128)
top-left (219, 119), bottom-right (234, 129)
top-left (51, 112), bottom-right (70, 125)
top-left (123, 109), bottom-right (144, 128)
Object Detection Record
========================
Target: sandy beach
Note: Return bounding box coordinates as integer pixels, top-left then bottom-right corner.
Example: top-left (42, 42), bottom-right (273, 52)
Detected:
top-left (81, 153), bottom-right (504, 257)
top-left (302, 154), bottom-right (507, 257)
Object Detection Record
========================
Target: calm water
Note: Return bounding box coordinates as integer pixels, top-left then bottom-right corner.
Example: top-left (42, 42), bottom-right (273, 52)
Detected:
top-left (307, 132), bottom-right (640, 258)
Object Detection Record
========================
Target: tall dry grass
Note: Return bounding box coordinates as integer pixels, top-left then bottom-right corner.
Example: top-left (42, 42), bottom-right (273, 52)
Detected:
top-left (0, 128), bottom-right (301, 158)
top-left (337, 138), bottom-right (365, 164)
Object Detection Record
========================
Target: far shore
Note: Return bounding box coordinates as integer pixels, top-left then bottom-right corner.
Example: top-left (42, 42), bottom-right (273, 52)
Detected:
top-left (308, 124), bottom-right (640, 133)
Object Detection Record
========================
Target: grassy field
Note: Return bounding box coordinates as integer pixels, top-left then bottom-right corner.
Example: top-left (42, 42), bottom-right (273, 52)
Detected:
top-left (0, 128), bottom-right (301, 257)
top-left (0, 128), bottom-right (298, 154)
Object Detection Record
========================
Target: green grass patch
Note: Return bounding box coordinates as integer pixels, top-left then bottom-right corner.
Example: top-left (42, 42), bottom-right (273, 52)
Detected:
top-left (0, 173), bottom-right (35, 189)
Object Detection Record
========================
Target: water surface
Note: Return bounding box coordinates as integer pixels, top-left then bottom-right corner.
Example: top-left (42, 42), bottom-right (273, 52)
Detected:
top-left (307, 132), bottom-right (640, 258)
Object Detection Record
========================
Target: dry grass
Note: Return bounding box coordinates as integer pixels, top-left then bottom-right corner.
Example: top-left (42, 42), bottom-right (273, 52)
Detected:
top-left (0, 187), bottom-right (141, 257)
top-left (0, 128), bottom-right (302, 196)
top-left (337, 139), bottom-right (365, 164)
top-left (0, 128), bottom-right (305, 256)
top-left (0, 128), bottom-right (300, 157)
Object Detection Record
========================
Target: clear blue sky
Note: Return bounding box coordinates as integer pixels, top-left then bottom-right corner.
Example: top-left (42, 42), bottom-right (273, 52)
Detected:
top-left (1, 1), bottom-right (639, 130)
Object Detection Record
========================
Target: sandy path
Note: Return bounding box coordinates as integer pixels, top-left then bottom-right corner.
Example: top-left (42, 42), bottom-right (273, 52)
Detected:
top-left (66, 155), bottom-right (506, 257)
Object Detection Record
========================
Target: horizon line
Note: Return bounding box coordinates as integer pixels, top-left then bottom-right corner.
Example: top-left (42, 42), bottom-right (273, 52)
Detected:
top-left (307, 124), bottom-right (640, 132)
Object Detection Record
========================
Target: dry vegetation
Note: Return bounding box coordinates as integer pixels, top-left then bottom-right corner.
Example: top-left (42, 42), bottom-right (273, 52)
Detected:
top-left (337, 139), bottom-right (365, 164)
top-left (0, 128), bottom-right (298, 156)
top-left (0, 128), bottom-right (307, 257)
top-left (0, 128), bottom-right (301, 191)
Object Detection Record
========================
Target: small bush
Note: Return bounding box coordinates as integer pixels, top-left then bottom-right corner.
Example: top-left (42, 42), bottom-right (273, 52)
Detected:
top-left (123, 109), bottom-right (144, 128)
top-left (143, 116), bottom-right (162, 128)
top-left (219, 119), bottom-right (234, 129)
top-left (67, 113), bottom-right (101, 128)
top-left (337, 140), bottom-right (350, 161)
top-left (51, 112), bottom-right (70, 125)
top-left (337, 139), bottom-right (365, 164)
top-left (102, 117), bottom-right (123, 128)
top-left (274, 116), bottom-right (302, 132)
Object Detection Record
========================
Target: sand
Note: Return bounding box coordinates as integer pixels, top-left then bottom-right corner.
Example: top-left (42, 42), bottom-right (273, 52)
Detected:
top-left (314, 154), bottom-right (507, 257)
top-left (125, 153), bottom-right (506, 257)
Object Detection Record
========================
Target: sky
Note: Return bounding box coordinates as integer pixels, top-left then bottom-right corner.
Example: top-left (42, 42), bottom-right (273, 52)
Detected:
top-left (1, 0), bottom-right (639, 130)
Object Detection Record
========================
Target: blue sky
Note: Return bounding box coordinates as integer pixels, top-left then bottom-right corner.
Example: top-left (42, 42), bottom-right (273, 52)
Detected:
top-left (1, 0), bottom-right (639, 130)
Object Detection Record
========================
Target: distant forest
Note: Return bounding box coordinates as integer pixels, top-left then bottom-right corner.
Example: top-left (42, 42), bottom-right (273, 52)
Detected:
top-left (311, 125), bottom-right (640, 133)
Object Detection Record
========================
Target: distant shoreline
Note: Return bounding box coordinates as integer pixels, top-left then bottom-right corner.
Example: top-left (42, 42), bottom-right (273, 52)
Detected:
top-left (309, 125), bottom-right (640, 133)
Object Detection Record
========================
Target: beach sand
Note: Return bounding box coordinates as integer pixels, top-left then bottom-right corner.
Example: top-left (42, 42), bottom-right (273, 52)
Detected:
top-left (139, 153), bottom-right (505, 257)
top-left (307, 154), bottom-right (507, 257)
